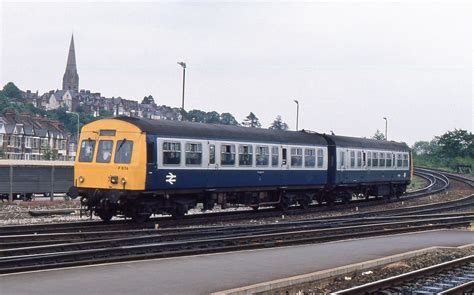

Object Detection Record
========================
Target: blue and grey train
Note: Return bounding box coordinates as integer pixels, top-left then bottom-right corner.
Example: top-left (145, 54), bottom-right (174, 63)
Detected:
top-left (70, 117), bottom-right (412, 221)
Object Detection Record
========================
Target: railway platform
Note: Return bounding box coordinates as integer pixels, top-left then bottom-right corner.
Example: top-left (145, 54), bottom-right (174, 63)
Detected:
top-left (1, 229), bottom-right (473, 295)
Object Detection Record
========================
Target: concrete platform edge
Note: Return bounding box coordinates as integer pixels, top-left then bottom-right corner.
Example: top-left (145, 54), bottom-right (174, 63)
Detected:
top-left (211, 243), bottom-right (474, 295)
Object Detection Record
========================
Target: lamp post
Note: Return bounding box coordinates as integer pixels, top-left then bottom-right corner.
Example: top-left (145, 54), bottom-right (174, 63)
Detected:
top-left (67, 111), bottom-right (80, 151)
top-left (383, 117), bottom-right (388, 140)
top-left (294, 99), bottom-right (299, 131)
top-left (177, 62), bottom-right (186, 120)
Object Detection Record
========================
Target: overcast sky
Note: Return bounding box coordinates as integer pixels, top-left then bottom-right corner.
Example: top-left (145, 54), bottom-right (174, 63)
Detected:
top-left (1, 1), bottom-right (472, 145)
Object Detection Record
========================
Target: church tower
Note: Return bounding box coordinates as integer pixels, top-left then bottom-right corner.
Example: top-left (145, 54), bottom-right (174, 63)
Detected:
top-left (62, 34), bottom-right (79, 92)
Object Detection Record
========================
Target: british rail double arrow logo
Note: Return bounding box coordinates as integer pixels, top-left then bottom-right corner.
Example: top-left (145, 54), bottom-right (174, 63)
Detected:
top-left (166, 172), bottom-right (177, 184)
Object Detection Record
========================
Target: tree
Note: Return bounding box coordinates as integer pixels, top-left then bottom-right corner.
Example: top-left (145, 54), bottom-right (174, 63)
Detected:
top-left (372, 129), bottom-right (386, 140)
top-left (205, 111), bottom-right (221, 124)
top-left (186, 109), bottom-right (207, 123)
top-left (242, 112), bottom-right (261, 128)
top-left (269, 115), bottom-right (289, 130)
top-left (43, 145), bottom-right (57, 160)
top-left (220, 113), bottom-right (239, 126)
top-left (437, 129), bottom-right (474, 158)
top-left (2, 82), bottom-right (22, 99)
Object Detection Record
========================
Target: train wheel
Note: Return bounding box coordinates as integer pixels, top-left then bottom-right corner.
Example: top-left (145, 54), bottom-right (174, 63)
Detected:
top-left (97, 209), bottom-right (113, 222)
top-left (172, 204), bottom-right (187, 219)
top-left (96, 199), bottom-right (115, 223)
top-left (299, 198), bottom-right (310, 210)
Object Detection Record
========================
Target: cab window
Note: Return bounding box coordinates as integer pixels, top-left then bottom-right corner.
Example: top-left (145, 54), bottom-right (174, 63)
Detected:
top-left (185, 143), bottom-right (202, 165)
top-left (96, 140), bottom-right (113, 163)
top-left (163, 142), bottom-right (181, 165)
top-left (79, 139), bottom-right (96, 162)
top-left (114, 140), bottom-right (133, 164)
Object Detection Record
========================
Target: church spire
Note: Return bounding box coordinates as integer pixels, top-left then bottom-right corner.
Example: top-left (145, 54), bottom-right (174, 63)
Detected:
top-left (62, 34), bottom-right (79, 92)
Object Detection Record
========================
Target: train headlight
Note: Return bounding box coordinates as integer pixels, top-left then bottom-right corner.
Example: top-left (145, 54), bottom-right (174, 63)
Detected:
top-left (78, 176), bottom-right (84, 183)
top-left (121, 178), bottom-right (127, 185)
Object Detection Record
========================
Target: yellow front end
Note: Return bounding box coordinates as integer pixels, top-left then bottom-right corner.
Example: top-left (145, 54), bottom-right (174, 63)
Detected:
top-left (74, 119), bottom-right (147, 191)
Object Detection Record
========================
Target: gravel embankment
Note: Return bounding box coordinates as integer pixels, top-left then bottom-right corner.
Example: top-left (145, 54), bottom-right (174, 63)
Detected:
top-left (266, 246), bottom-right (474, 295)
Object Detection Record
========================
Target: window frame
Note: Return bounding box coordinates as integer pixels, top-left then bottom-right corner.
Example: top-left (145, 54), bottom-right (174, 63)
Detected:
top-left (304, 148), bottom-right (316, 168)
top-left (290, 147), bottom-right (303, 168)
top-left (256, 145), bottom-right (270, 167)
top-left (96, 140), bottom-right (114, 163)
top-left (78, 139), bottom-right (96, 163)
top-left (221, 143), bottom-right (236, 166)
top-left (185, 142), bottom-right (203, 166)
top-left (238, 144), bottom-right (253, 167)
top-left (114, 140), bottom-right (134, 164)
top-left (162, 141), bottom-right (182, 166)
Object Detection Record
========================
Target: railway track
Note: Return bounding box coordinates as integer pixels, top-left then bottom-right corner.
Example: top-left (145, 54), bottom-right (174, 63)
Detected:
top-left (0, 168), bottom-right (471, 274)
top-left (333, 255), bottom-right (474, 294)
top-left (0, 168), bottom-right (455, 236)
top-left (0, 213), bottom-right (472, 275)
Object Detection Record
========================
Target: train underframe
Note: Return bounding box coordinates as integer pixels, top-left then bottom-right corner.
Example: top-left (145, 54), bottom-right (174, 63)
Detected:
top-left (71, 181), bottom-right (408, 222)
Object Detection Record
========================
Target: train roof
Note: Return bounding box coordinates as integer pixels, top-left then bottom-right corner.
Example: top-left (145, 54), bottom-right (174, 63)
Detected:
top-left (114, 117), bottom-right (328, 146)
top-left (323, 134), bottom-right (410, 151)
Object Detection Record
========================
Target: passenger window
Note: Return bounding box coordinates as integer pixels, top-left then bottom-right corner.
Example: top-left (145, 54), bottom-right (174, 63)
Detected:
top-left (291, 148), bottom-right (303, 167)
top-left (96, 140), bottom-right (114, 163)
top-left (397, 154), bottom-right (403, 167)
top-left (221, 144), bottom-right (236, 166)
top-left (256, 146), bottom-right (269, 166)
top-left (350, 151), bottom-right (355, 168)
top-left (386, 153), bottom-right (392, 167)
top-left (185, 143), bottom-right (202, 165)
top-left (239, 145), bottom-right (253, 166)
top-left (163, 142), bottom-right (181, 165)
top-left (372, 152), bottom-right (378, 167)
top-left (114, 140), bottom-right (133, 164)
top-left (403, 154), bottom-right (409, 167)
top-left (271, 146), bottom-right (279, 166)
top-left (367, 152), bottom-right (372, 167)
top-left (209, 144), bottom-right (215, 165)
top-left (317, 149), bottom-right (324, 168)
top-left (357, 151), bottom-right (362, 167)
top-left (379, 152), bottom-right (385, 167)
top-left (340, 151), bottom-right (345, 168)
top-left (79, 139), bottom-right (96, 162)
top-left (147, 141), bottom-right (155, 164)
top-left (304, 148), bottom-right (316, 168)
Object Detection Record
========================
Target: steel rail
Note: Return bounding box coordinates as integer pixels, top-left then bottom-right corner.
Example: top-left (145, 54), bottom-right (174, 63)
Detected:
top-left (0, 215), bottom-right (472, 274)
top-left (0, 171), bottom-right (447, 235)
top-left (332, 255), bottom-right (474, 294)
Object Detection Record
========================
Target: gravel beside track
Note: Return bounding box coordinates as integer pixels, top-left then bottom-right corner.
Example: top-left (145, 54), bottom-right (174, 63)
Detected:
top-left (264, 246), bottom-right (474, 294)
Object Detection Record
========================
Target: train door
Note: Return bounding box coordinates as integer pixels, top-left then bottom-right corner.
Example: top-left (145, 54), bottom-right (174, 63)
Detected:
top-left (280, 145), bottom-right (290, 184)
top-left (206, 141), bottom-right (219, 187)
